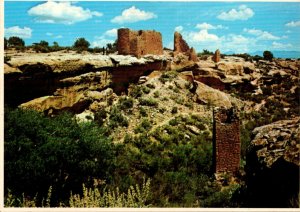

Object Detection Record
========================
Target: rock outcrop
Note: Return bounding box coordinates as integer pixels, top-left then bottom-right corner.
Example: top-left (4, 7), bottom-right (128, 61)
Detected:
top-left (245, 117), bottom-right (300, 207)
top-left (250, 117), bottom-right (299, 167)
top-left (5, 51), bottom-right (170, 112)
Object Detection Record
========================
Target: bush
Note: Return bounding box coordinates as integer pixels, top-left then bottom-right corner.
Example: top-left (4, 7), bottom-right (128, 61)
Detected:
top-left (8, 36), bottom-right (25, 47)
top-left (118, 97), bottom-right (134, 110)
top-left (171, 107), bottom-right (178, 114)
top-left (4, 108), bottom-right (115, 206)
top-left (129, 85), bottom-right (143, 98)
top-left (139, 98), bottom-right (158, 107)
top-left (134, 119), bottom-right (152, 133)
top-left (109, 106), bottom-right (129, 128)
top-left (73, 38), bottom-right (90, 52)
top-left (263, 50), bottom-right (274, 61)
top-left (139, 107), bottom-right (147, 117)
top-left (69, 178), bottom-right (151, 207)
top-left (4, 37), bottom-right (8, 49)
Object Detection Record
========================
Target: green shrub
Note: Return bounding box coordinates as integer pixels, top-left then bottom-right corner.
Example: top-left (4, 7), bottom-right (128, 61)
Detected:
top-left (139, 98), bottom-right (158, 107)
top-left (4, 108), bottom-right (115, 206)
top-left (109, 106), bottom-right (128, 128)
top-left (73, 37), bottom-right (90, 52)
top-left (129, 85), bottom-right (143, 98)
top-left (118, 97), bottom-right (134, 110)
top-left (69, 178), bottom-right (151, 207)
top-left (134, 119), bottom-right (152, 134)
top-left (263, 50), bottom-right (274, 61)
top-left (153, 91), bottom-right (160, 98)
top-left (142, 86), bottom-right (151, 94)
top-left (139, 107), bottom-right (147, 117)
top-left (171, 107), bottom-right (178, 114)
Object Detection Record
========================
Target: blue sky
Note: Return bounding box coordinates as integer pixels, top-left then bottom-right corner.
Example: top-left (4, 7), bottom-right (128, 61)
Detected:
top-left (4, 1), bottom-right (300, 54)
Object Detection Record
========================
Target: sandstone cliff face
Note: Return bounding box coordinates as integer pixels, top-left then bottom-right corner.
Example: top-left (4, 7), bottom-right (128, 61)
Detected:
top-left (5, 51), bottom-right (169, 113)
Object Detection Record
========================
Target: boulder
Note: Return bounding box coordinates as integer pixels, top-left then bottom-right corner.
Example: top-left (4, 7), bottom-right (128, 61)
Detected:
top-left (193, 81), bottom-right (232, 108)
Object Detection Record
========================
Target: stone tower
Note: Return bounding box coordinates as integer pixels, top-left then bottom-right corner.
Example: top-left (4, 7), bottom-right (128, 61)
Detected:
top-left (117, 28), bottom-right (163, 58)
top-left (213, 107), bottom-right (240, 174)
top-left (212, 49), bottom-right (221, 63)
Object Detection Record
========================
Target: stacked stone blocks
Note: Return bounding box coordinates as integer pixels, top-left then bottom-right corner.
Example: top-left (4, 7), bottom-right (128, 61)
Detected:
top-left (117, 28), bottom-right (163, 58)
top-left (213, 107), bottom-right (240, 174)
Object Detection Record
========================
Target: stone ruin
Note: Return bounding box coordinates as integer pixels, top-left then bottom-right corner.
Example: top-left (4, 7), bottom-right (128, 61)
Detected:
top-left (212, 49), bottom-right (221, 63)
top-left (213, 107), bottom-right (240, 174)
top-left (117, 28), bottom-right (198, 61)
top-left (174, 31), bottom-right (198, 62)
top-left (117, 28), bottom-right (163, 58)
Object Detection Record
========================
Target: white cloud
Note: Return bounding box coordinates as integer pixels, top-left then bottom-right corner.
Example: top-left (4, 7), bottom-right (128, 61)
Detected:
top-left (28, 1), bottom-right (102, 25)
top-left (286, 30), bottom-right (292, 33)
top-left (285, 20), bottom-right (300, 27)
top-left (272, 42), bottom-right (292, 50)
top-left (5, 26), bottom-right (32, 38)
top-left (175, 26), bottom-right (183, 32)
top-left (111, 6), bottom-right (156, 24)
top-left (104, 28), bottom-right (118, 37)
top-left (92, 38), bottom-right (114, 48)
top-left (217, 5), bottom-right (254, 21)
top-left (244, 28), bottom-right (280, 40)
top-left (92, 28), bottom-right (118, 47)
top-left (196, 22), bottom-right (227, 30)
top-left (46, 32), bottom-right (53, 36)
top-left (187, 29), bottom-right (219, 43)
top-left (55, 35), bottom-right (63, 39)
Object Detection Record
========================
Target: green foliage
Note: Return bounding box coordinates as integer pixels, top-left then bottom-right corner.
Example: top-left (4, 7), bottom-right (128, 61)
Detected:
top-left (109, 106), bottom-right (129, 128)
top-left (197, 49), bottom-right (213, 56)
top-left (5, 108), bottom-right (115, 206)
top-left (4, 37), bottom-right (8, 49)
top-left (8, 36), bottom-right (25, 47)
top-left (142, 86), bottom-right (151, 94)
top-left (69, 178), bottom-right (151, 207)
top-left (252, 55), bottom-right (263, 62)
top-left (118, 97), bottom-right (134, 110)
top-left (139, 107), bottom-right (148, 117)
top-left (171, 107), bottom-right (178, 114)
top-left (159, 71), bottom-right (178, 83)
top-left (139, 98), bottom-right (158, 107)
top-left (134, 119), bottom-right (152, 133)
top-left (106, 40), bottom-right (117, 54)
top-left (73, 37), bottom-right (90, 52)
top-left (263, 50), bottom-right (274, 61)
top-left (33, 40), bottom-right (50, 53)
top-left (129, 85), bottom-right (143, 98)
top-left (94, 108), bottom-right (107, 126)
top-left (153, 91), bottom-right (160, 98)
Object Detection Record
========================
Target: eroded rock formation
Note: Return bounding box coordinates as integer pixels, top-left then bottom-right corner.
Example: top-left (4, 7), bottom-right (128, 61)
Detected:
top-left (245, 117), bottom-right (300, 207)
top-left (117, 28), bottom-right (163, 58)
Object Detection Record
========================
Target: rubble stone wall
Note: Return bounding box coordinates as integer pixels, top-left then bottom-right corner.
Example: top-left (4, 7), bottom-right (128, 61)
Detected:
top-left (213, 107), bottom-right (240, 173)
top-left (117, 28), bottom-right (163, 58)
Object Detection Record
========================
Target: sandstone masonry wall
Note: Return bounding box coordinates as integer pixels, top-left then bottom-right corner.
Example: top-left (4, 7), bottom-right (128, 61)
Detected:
top-left (117, 28), bottom-right (163, 58)
top-left (213, 107), bottom-right (240, 173)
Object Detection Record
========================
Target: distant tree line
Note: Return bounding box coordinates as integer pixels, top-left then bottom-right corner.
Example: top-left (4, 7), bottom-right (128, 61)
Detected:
top-left (4, 36), bottom-right (117, 54)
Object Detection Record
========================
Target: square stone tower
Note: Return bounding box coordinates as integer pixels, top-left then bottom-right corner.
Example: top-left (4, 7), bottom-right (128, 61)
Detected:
top-left (213, 107), bottom-right (240, 174)
top-left (117, 28), bottom-right (163, 58)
